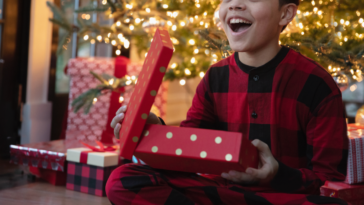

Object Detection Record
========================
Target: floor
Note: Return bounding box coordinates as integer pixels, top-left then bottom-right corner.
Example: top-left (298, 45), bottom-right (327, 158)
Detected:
top-left (0, 159), bottom-right (110, 205)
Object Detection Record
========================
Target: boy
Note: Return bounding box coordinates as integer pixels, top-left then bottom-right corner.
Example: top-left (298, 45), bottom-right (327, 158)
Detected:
top-left (107, 0), bottom-right (349, 204)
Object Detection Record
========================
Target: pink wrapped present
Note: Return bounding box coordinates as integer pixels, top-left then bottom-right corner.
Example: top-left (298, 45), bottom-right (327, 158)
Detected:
top-left (346, 124), bottom-right (364, 184)
top-left (65, 57), bottom-right (168, 144)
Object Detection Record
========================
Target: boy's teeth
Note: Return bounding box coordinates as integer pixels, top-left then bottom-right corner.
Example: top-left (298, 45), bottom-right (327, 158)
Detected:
top-left (230, 18), bottom-right (252, 24)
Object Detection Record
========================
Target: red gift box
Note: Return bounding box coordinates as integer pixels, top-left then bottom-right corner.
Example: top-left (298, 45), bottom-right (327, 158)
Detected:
top-left (134, 124), bottom-right (258, 174)
top-left (66, 161), bottom-right (117, 196)
top-left (320, 181), bottom-right (364, 203)
top-left (9, 139), bottom-right (85, 185)
top-left (346, 125), bottom-right (364, 184)
top-left (118, 29), bottom-right (173, 159)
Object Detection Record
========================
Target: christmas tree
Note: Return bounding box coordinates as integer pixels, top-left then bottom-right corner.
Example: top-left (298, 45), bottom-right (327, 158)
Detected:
top-left (47, 0), bottom-right (364, 112)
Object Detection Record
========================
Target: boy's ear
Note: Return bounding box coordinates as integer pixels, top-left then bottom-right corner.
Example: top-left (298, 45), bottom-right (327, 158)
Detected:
top-left (279, 4), bottom-right (298, 27)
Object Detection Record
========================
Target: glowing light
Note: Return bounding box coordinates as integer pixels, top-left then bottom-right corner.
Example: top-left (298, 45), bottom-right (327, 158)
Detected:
top-left (135, 18), bottom-right (141, 24)
top-left (180, 21), bottom-right (186, 26)
top-left (350, 84), bottom-right (357, 92)
top-left (116, 21), bottom-right (121, 26)
top-left (279, 41), bottom-right (281, 45)
top-left (125, 19), bottom-right (130, 23)
top-left (196, 4), bottom-right (200, 8)
top-left (83, 35), bottom-right (89, 40)
top-left (200, 21), bottom-right (204, 26)
top-left (199, 72), bottom-right (205, 78)
top-left (167, 21), bottom-right (172, 26)
top-left (345, 21), bottom-right (350, 26)
top-left (184, 68), bottom-right (191, 75)
top-left (146, 8), bottom-right (151, 13)
top-left (131, 76), bottom-right (136, 80)
top-left (189, 39), bottom-right (195, 45)
top-left (172, 25), bottom-right (177, 31)
top-left (311, 1), bottom-right (315, 6)
top-left (102, 0), bottom-right (107, 5)
top-left (171, 63), bottom-right (177, 69)
top-left (145, 52), bottom-right (148, 57)
top-left (108, 79), bottom-right (114, 85)
top-left (318, 10), bottom-right (322, 15)
top-left (93, 98), bottom-right (98, 104)
top-left (97, 35), bottom-right (102, 41)
top-left (194, 49), bottom-right (199, 54)
top-left (126, 4), bottom-right (133, 9)
top-left (108, 33), bottom-right (111, 37)
top-left (301, 32), bottom-right (304, 35)
top-left (129, 25), bottom-right (134, 30)
top-left (124, 40), bottom-right (130, 48)
top-left (297, 10), bottom-right (301, 14)
top-left (360, 18), bottom-right (364, 24)
top-left (344, 37), bottom-right (348, 42)
top-left (340, 19), bottom-right (345, 24)
top-left (189, 17), bottom-right (194, 23)
top-left (116, 50), bottom-right (121, 55)
top-left (328, 65), bottom-right (332, 70)
top-left (119, 96), bottom-right (124, 103)
top-left (191, 57), bottom-right (196, 64)
top-left (195, 15), bottom-right (198, 19)
top-left (126, 80), bottom-right (132, 85)
top-left (111, 40), bottom-right (117, 45)
top-left (118, 33), bottom-right (123, 39)
top-left (205, 49), bottom-right (210, 55)
top-left (163, 4), bottom-right (168, 8)
top-left (179, 79), bottom-right (186, 85)
top-left (299, 23), bottom-right (303, 29)
top-left (334, 22), bottom-right (338, 27)
top-left (90, 39), bottom-right (95, 44)
top-left (313, 7), bottom-right (318, 12)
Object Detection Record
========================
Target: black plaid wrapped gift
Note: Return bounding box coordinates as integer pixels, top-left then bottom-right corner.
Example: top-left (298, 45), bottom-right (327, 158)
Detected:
top-left (66, 147), bottom-right (120, 196)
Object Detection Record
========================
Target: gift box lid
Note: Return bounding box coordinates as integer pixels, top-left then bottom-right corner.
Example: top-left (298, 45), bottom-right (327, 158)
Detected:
top-left (66, 147), bottom-right (119, 167)
top-left (118, 29), bottom-right (173, 160)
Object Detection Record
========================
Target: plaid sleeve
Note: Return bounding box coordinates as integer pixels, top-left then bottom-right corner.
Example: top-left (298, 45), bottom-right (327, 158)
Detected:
top-left (180, 69), bottom-right (217, 129)
top-left (271, 95), bottom-right (348, 194)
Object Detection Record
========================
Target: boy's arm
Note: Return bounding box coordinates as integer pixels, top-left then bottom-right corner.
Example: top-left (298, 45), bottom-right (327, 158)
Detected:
top-left (180, 70), bottom-right (217, 128)
top-left (270, 95), bottom-right (348, 194)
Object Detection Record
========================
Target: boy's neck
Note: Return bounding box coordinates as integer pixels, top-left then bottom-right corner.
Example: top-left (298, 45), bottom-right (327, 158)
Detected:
top-left (237, 41), bottom-right (282, 68)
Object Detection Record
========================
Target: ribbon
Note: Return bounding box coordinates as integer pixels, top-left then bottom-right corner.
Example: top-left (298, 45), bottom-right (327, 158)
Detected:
top-left (79, 140), bottom-right (118, 164)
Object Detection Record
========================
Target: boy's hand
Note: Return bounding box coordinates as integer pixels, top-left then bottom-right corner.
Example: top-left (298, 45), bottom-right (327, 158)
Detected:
top-left (221, 139), bottom-right (279, 185)
top-left (110, 105), bottom-right (162, 138)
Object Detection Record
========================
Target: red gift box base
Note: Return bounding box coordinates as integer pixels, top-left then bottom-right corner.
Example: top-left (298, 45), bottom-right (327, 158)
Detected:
top-left (134, 124), bottom-right (258, 174)
top-left (66, 161), bottom-right (117, 197)
top-left (29, 166), bottom-right (67, 186)
top-left (320, 181), bottom-right (364, 202)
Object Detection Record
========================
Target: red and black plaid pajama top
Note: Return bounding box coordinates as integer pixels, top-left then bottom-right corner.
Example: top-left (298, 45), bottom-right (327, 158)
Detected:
top-left (106, 46), bottom-right (349, 205)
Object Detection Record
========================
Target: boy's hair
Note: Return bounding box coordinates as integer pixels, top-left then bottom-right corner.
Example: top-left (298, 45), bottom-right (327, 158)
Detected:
top-left (280, 0), bottom-right (300, 31)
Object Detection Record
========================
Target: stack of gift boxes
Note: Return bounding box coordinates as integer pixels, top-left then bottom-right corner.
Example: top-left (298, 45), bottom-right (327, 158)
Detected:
top-left (320, 124), bottom-right (364, 204)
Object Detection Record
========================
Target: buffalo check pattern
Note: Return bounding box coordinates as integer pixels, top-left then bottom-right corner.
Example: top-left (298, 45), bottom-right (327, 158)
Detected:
top-left (180, 46), bottom-right (349, 194)
top-left (66, 161), bottom-right (117, 196)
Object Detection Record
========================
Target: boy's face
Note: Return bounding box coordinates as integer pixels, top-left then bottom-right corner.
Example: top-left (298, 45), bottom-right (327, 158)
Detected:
top-left (219, 0), bottom-right (283, 52)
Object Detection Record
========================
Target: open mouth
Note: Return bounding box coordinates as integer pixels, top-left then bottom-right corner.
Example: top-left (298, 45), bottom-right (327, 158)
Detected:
top-left (228, 18), bottom-right (252, 33)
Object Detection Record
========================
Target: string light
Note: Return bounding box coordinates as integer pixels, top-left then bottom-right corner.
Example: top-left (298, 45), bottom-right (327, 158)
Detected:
top-left (119, 96), bottom-right (124, 103)
top-left (184, 68), bottom-right (191, 75)
top-left (171, 63), bottom-right (177, 69)
top-left (135, 18), bottom-right (141, 24)
top-left (124, 40), bottom-right (130, 48)
top-left (179, 79), bottom-right (186, 85)
top-left (146, 8), bottom-right (151, 13)
top-left (191, 57), bottom-right (196, 64)
top-left (116, 50), bottom-right (121, 55)
top-left (194, 49), bottom-right (199, 54)
top-left (172, 25), bottom-right (177, 31)
top-left (180, 21), bottom-right (186, 26)
top-left (189, 39), bottom-right (195, 45)
top-left (129, 25), bottom-right (134, 30)
top-left (111, 40), bottom-right (117, 45)
top-left (196, 4), bottom-right (200, 8)
top-left (102, 0), bottom-right (107, 5)
top-left (125, 19), bottom-right (130, 23)
top-left (199, 72), bottom-right (205, 78)
top-left (163, 4), bottom-right (168, 8)
top-left (167, 21), bottom-right (172, 26)
top-left (116, 21), bottom-right (121, 26)
top-left (83, 35), bottom-right (89, 40)
top-left (97, 35), bottom-right (102, 41)
top-left (126, 80), bottom-right (132, 85)
top-left (93, 98), bottom-right (98, 104)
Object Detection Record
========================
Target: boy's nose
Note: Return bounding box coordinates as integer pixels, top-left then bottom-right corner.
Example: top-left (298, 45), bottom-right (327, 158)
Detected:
top-left (229, 5), bottom-right (246, 11)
